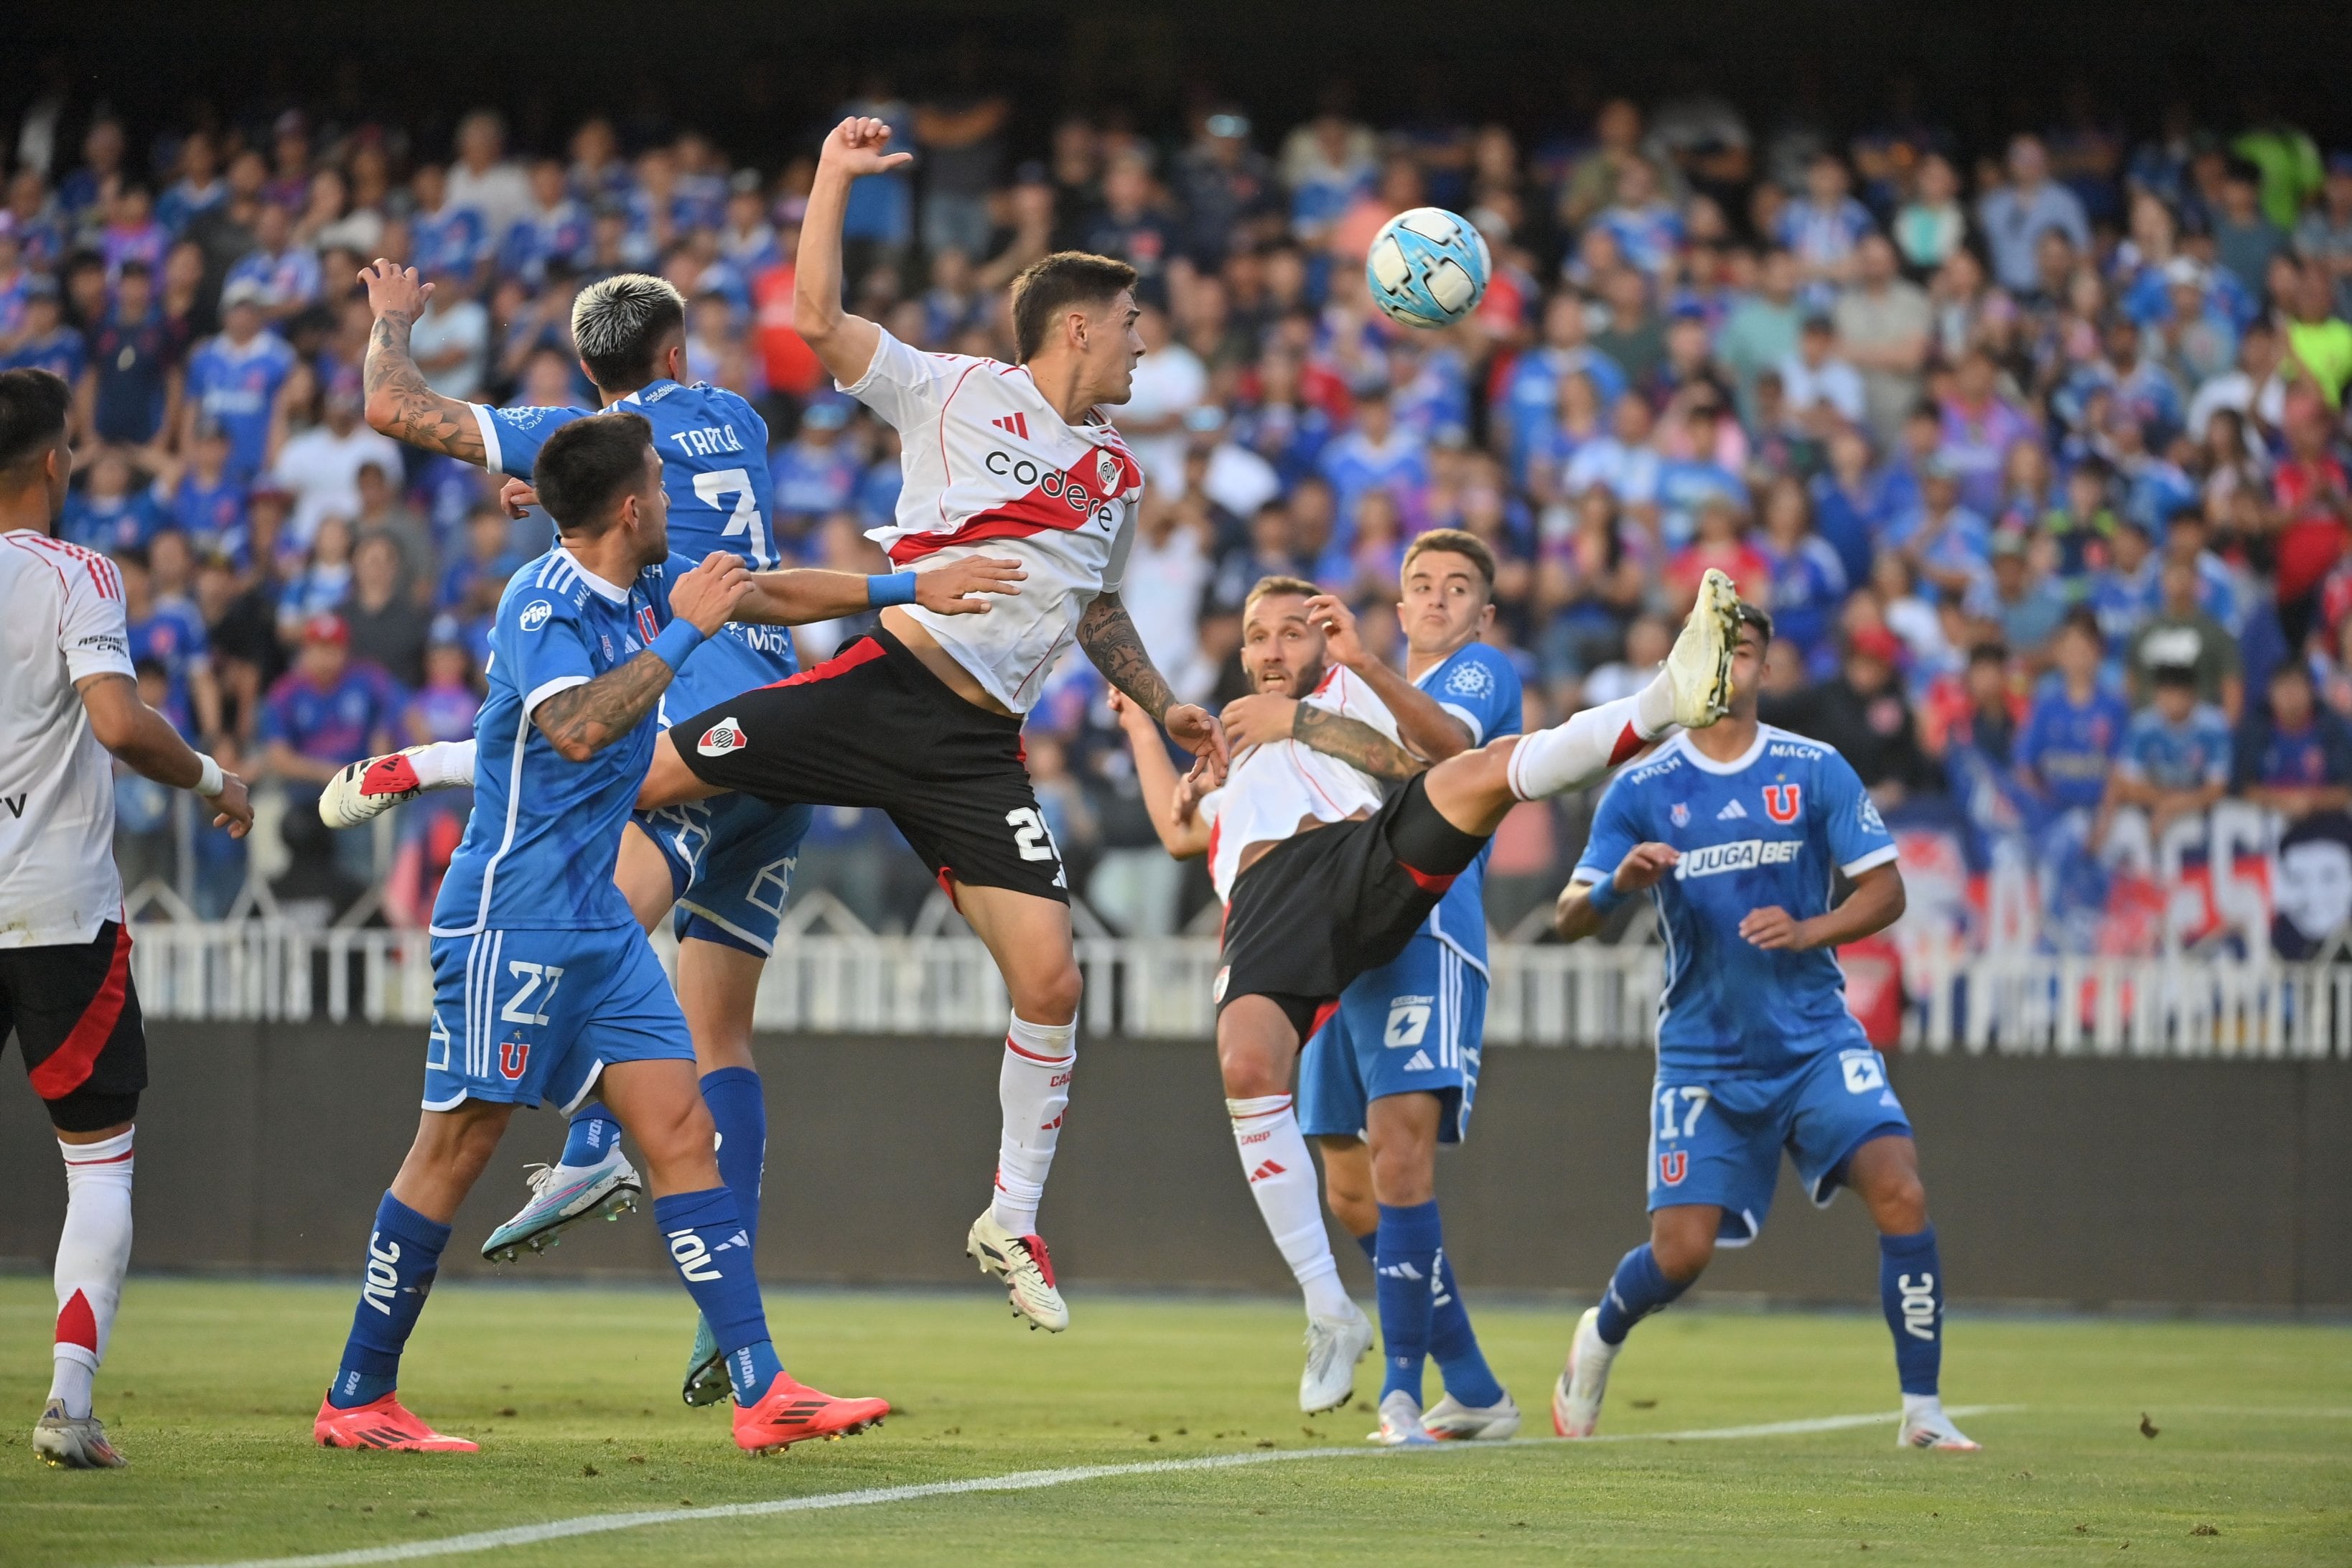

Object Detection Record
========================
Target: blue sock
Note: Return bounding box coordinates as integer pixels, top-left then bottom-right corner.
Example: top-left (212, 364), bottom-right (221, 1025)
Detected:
top-left (699, 1068), bottom-right (767, 1246)
top-left (1428, 1249), bottom-right (1506, 1408)
top-left (1880, 1225), bottom-right (1943, 1396)
top-left (1355, 1231), bottom-right (1376, 1263)
top-left (561, 1101), bottom-right (620, 1167)
top-left (329, 1193), bottom-right (452, 1408)
top-left (653, 1187), bottom-right (782, 1403)
top-left (1594, 1243), bottom-right (1690, 1345)
top-left (1374, 1200), bottom-right (1444, 1403)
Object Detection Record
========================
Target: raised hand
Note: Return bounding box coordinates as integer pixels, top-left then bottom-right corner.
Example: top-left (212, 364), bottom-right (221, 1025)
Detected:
top-left (819, 116), bottom-right (915, 180)
top-left (499, 477), bottom-right (539, 520)
top-left (1302, 594), bottom-right (1367, 671)
top-left (358, 258), bottom-right (432, 322)
top-left (671, 551), bottom-right (755, 635)
top-left (915, 554), bottom-right (1027, 615)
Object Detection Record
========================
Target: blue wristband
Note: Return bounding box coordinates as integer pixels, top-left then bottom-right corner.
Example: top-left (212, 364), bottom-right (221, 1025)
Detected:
top-left (867, 572), bottom-right (918, 608)
top-left (650, 617), bottom-right (705, 670)
top-left (1582, 875), bottom-right (1628, 918)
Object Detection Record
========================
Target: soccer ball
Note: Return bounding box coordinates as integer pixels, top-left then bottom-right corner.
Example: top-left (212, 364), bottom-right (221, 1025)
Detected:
top-left (1364, 207), bottom-right (1491, 329)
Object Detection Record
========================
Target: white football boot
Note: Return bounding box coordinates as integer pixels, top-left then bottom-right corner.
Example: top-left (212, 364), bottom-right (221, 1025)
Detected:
top-left (1550, 1305), bottom-right (1619, 1438)
top-left (1299, 1300), bottom-right (1375, 1414)
top-left (1423, 1388), bottom-right (1522, 1441)
top-left (1368, 1389), bottom-right (1438, 1447)
top-left (1897, 1396), bottom-right (1982, 1451)
top-left (966, 1210), bottom-right (1069, 1332)
top-left (34, 1400), bottom-right (126, 1468)
top-left (480, 1147), bottom-right (643, 1263)
top-left (1665, 566), bottom-right (1742, 729)
top-left (319, 745), bottom-right (439, 829)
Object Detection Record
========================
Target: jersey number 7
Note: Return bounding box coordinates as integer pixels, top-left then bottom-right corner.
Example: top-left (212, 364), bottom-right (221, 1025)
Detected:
top-left (695, 469), bottom-right (769, 568)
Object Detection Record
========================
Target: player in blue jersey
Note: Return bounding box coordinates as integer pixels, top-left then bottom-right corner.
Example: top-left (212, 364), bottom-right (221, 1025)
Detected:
top-left (1287, 532), bottom-right (1526, 1442)
top-left (1551, 601), bottom-right (1980, 1452)
top-left (323, 260), bottom-right (1019, 1404)
top-left (315, 414), bottom-right (936, 1454)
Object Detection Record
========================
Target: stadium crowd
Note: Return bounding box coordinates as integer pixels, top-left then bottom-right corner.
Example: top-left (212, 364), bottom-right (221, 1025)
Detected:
top-left (10, 82), bottom-right (2352, 938)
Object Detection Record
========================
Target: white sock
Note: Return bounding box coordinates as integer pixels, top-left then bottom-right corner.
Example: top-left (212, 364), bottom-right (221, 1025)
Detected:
top-left (1902, 1392), bottom-right (1944, 1424)
top-left (409, 739), bottom-right (477, 789)
top-left (1227, 1096), bottom-right (1351, 1320)
top-left (51, 1128), bottom-right (135, 1420)
top-left (991, 1014), bottom-right (1075, 1236)
top-left (1506, 690), bottom-right (1666, 801)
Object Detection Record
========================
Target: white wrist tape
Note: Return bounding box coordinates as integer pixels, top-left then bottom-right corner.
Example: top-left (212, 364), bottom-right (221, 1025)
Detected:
top-left (194, 753), bottom-right (225, 798)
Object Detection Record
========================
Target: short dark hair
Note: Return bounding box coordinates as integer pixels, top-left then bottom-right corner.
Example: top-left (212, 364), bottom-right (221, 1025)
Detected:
top-left (533, 411), bottom-right (655, 533)
top-left (0, 368), bottom-right (70, 484)
top-left (569, 274), bottom-right (686, 391)
top-left (2060, 607), bottom-right (2104, 644)
top-left (1967, 640), bottom-right (2010, 668)
top-left (1735, 599), bottom-right (1775, 643)
top-left (1402, 527), bottom-right (1496, 594)
top-left (2150, 662), bottom-right (2200, 691)
top-left (1009, 252), bottom-right (1139, 363)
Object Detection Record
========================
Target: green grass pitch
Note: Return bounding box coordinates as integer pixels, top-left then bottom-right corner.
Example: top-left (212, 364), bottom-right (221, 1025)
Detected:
top-left (2, 1276), bottom-right (2346, 1566)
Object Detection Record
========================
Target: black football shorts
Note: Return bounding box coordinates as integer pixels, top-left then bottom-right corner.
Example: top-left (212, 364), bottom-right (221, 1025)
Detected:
top-left (1, 919), bottom-right (147, 1131)
top-left (672, 625), bottom-right (1070, 905)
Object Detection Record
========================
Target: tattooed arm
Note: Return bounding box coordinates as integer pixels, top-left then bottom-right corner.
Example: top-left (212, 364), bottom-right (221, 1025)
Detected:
top-left (531, 652), bottom-right (676, 763)
top-left (1078, 591), bottom-right (1230, 775)
top-left (1290, 703), bottom-right (1429, 782)
top-left (1075, 591), bottom-right (1175, 717)
top-left (532, 554), bottom-right (752, 763)
top-left (358, 259), bottom-right (487, 464)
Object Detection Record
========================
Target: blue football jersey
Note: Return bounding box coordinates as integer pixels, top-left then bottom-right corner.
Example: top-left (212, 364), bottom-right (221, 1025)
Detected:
top-left (1412, 642), bottom-right (1523, 971)
top-left (1573, 726), bottom-right (1898, 1075)
top-left (430, 546), bottom-right (694, 938)
top-left (470, 378), bottom-right (798, 717)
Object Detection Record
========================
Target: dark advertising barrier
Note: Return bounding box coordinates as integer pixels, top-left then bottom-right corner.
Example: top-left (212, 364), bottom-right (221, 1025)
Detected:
top-left (2, 1023), bottom-right (2346, 1310)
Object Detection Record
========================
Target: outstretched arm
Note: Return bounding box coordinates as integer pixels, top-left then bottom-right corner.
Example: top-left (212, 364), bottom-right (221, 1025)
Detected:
top-left (1111, 691), bottom-right (1212, 859)
top-left (794, 118), bottom-right (913, 389)
top-left (1077, 590), bottom-right (1228, 775)
top-left (732, 555), bottom-right (1026, 625)
top-left (358, 259), bottom-right (487, 464)
top-left (1292, 704), bottom-right (1429, 781)
top-left (1304, 594), bottom-right (1477, 761)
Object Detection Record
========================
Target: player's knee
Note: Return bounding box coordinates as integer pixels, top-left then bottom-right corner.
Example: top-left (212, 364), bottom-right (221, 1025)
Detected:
top-left (1648, 1216), bottom-right (1717, 1283)
top-left (1870, 1172), bottom-right (1930, 1234)
top-left (1012, 956), bottom-right (1083, 1027)
top-left (1368, 1141), bottom-right (1434, 1207)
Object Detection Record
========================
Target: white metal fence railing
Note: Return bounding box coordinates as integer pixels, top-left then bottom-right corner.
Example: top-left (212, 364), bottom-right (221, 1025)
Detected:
top-left (123, 922), bottom-right (2352, 1060)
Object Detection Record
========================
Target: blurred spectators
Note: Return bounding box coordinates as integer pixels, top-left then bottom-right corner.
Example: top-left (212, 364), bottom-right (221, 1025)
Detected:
top-left (4, 72), bottom-right (2339, 949)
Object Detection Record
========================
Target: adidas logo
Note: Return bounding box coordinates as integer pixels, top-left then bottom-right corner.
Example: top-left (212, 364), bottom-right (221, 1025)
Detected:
top-left (1248, 1159), bottom-right (1287, 1184)
top-left (1716, 798), bottom-right (1749, 820)
top-left (1377, 1260), bottom-right (1425, 1281)
top-left (991, 411), bottom-right (1031, 439)
top-left (1402, 1049), bottom-right (1435, 1072)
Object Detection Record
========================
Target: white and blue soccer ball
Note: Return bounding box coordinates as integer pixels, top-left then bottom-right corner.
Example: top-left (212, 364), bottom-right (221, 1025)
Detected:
top-left (1364, 207), bottom-right (1491, 329)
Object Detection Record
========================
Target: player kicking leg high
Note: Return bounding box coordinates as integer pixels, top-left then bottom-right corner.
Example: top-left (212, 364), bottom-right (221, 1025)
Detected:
top-left (1119, 564), bottom-right (1737, 1439)
top-left (1285, 533), bottom-right (1524, 1439)
top-left (322, 261), bottom-right (1015, 1401)
top-left (1549, 603), bottom-right (1976, 1452)
top-left (314, 414), bottom-right (1000, 1450)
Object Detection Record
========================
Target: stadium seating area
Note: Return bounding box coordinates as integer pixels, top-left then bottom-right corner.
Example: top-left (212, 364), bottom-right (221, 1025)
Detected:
top-left (10, 83), bottom-right (2352, 958)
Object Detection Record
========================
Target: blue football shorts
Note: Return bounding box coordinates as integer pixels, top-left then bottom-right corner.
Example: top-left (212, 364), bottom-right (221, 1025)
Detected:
top-left (633, 793), bottom-right (813, 956)
top-left (1297, 933), bottom-right (1484, 1145)
top-left (424, 923), bottom-right (694, 1112)
top-left (1645, 1044), bottom-right (1913, 1244)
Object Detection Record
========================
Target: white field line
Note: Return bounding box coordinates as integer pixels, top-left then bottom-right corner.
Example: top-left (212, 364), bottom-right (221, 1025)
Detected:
top-left (176, 1405), bottom-right (2017, 1568)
